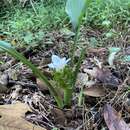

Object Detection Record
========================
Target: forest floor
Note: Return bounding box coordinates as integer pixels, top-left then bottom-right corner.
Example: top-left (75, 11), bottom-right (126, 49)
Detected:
top-left (0, 1), bottom-right (130, 130)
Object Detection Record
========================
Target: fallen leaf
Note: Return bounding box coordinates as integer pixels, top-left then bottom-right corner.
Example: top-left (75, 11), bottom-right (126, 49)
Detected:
top-left (37, 78), bottom-right (49, 91)
top-left (9, 85), bottom-right (22, 100)
top-left (103, 104), bottom-right (130, 130)
top-left (84, 67), bottom-right (121, 87)
top-left (0, 59), bottom-right (15, 71)
top-left (87, 48), bottom-right (108, 58)
top-left (76, 73), bottom-right (89, 88)
top-left (83, 86), bottom-right (106, 97)
top-left (127, 78), bottom-right (130, 85)
top-left (0, 33), bottom-right (7, 40)
top-left (0, 102), bottom-right (46, 130)
top-left (51, 107), bottom-right (66, 125)
top-left (0, 73), bottom-right (9, 86)
top-left (124, 98), bottom-right (130, 113)
top-left (7, 69), bottom-right (19, 80)
top-left (36, 69), bottom-right (53, 91)
top-left (0, 73), bottom-right (9, 93)
top-left (125, 46), bottom-right (130, 55)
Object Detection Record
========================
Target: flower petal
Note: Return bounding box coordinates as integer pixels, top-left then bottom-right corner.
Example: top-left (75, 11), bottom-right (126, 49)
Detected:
top-left (48, 63), bottom-right (55, 69)
top-left (66, 58), bottom-right (71, 63)
top-left (49, 55), bottom-right (71, 71)
top-left (60, 57), bottom-right (67, 64)
top-left (52, 55), bottom-right (61, 64)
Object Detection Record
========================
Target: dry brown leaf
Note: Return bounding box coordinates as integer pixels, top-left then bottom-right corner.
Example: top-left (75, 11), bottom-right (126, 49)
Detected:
top-left (0, 34), bottom-right (7, 40)
top-left (37, 78), bottom-right (49, 91)
top-left (125, 46), bottom-right (130, 55)
top-left (9, 85), bottom-right (22, 100)
top-left (83, 86), bottom-right (106, 97)
top-left (0, 102), bottom-right (46, 130)
top-left (84, 67), bottom-right (121, 87)
top-left (7, 69), bottom-right (19, 80)
top-left (0, 74), bottom-right (9, 93)
top-left (87, 48), bottom-right (108, 58)
top-left (76, 73), bottom-right (89, 88)
top-left (36, 70), bottom-right (52, 91)
top-left (103, 104), bottom-right (130, 130)
top-left (51, 107), bottom-right (66, 125)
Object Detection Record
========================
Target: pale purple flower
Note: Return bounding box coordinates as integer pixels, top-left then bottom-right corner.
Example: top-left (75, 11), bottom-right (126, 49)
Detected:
top-left (48, 55), bottom-right (70, 71)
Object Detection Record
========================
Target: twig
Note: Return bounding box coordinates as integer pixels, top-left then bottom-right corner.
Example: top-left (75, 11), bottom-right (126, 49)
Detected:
top-left (8, 80), bottom-right (37, 89)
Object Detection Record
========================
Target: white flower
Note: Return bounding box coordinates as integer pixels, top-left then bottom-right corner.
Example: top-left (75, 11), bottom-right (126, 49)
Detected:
top-left (48, 55), bottom-right (70, 71)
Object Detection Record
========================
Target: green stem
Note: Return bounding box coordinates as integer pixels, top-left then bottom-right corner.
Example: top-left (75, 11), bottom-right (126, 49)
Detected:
top-left (71, 28), bottom-right (79, 66)
top-left (64, 88), bottom-right (73, 106)
top-left (0, 46), bottom-right (63, 108)
top-left (70, 0), bottom-right (88, 66)
top-left (72, 48), bottom-right (85, 86)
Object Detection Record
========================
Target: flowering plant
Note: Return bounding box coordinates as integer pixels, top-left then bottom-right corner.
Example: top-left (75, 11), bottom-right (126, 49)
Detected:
top-left (48, 55), bottom-right (70, 71)
top-left (0, 0), bottom-right (87, 108)
top-left (48, 55), bottom-right (73, 106)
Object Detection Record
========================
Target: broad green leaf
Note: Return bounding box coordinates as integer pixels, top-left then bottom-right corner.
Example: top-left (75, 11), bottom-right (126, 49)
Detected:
top-left (66, 0), bottom-right (87, 30)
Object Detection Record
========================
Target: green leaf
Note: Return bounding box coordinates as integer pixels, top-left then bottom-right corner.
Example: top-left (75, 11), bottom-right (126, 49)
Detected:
top-left (72, 48), bottom-right (85, 86)
top-left (109, 47), bottom-right (121, 53)
top-left (123, 55), bottom-right (130, 62)
top-left (60, 28), bottom-right (75, 38)
top-left (66, 0), bottom-right (87, 30)
top-left (52, 128), bottom-right (59, 130)
top-left (0, 41), bottom-right (12, 52)
top-left (23, 32), bottom-right (34, 44)
top-left (108, 47), bottom-right (121, 66)
top-left (105, 32), bottom-right (113, 38)
top-left (102, 20), bottom-right (111, 27)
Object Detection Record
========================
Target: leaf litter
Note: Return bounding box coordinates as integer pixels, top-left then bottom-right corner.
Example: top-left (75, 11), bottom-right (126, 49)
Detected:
top-left (0, 29), bottom-right (130, 130)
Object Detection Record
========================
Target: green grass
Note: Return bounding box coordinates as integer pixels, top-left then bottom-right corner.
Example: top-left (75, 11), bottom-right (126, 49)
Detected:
top-left (86, 0), bottom-right (130, 30)
top-left (82, 0), bottom-right (130, 45)
top-left (0, 0), bottom-right (66, 46)
top-left (0, 0), bottom-right (130, 47)
top-left (2, 0), bottom-right (66, 31)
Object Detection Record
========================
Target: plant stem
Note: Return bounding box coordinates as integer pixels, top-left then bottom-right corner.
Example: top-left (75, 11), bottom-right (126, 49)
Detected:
top-left (64, 88), bottom-right (73, 106)
top-left (71, 28), bottom-right (79, 66)
top-left (72, 48), bottom-right (85, 86)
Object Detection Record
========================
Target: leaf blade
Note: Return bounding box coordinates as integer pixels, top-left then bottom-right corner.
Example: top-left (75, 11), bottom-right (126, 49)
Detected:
top-left (66, 0), bottom-right (87, 30)
top-left (0, 41), bottom-right (63, 108)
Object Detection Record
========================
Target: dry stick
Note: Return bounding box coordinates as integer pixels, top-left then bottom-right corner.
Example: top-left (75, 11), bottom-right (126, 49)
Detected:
top-left (9, 80), bottom-right (37, 88)
top-left (75, 92), bottom-right (112, 130)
